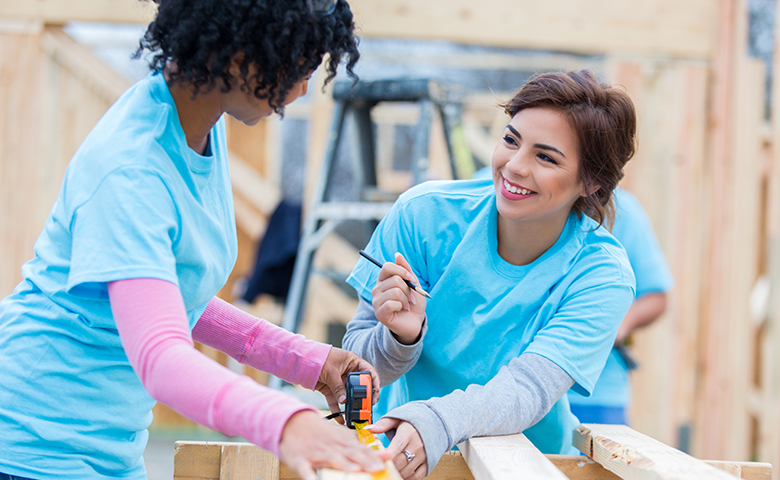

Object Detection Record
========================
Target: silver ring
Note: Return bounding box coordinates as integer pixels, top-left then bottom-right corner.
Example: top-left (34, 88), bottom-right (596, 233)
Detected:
top-left (401, 449), bottom-right (415, 463)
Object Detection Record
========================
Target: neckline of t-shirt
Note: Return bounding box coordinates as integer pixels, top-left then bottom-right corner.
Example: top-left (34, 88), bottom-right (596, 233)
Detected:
top-left (148, 71), bottom-right (218, 175)
top-left (487, 201), bottom-right (580, 279)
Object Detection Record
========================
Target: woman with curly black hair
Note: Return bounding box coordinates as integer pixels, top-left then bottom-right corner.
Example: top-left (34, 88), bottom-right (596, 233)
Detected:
top-left (0, 1), bottom-right (389, 479)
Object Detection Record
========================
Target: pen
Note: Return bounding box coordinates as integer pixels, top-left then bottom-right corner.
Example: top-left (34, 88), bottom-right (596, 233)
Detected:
top-left (358, 250), bottom-right (432, 299)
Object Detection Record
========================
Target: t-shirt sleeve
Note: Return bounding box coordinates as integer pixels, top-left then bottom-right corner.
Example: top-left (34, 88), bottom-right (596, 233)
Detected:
top-left (524, 256), bottom-right (635, 397)
top-left (67, 167), bottom-right (180, 297)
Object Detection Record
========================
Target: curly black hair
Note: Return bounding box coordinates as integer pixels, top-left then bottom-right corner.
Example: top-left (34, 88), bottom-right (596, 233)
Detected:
top-left (135, 0), bottom-right (360, 112)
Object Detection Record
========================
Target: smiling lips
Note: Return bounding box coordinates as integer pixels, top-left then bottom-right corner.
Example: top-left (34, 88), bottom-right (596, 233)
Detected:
top-left (502, 178), bottom-right (537, 198)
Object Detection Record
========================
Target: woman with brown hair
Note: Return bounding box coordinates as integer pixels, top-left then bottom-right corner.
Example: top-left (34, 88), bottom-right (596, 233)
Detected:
top-left (343, 70), bottom-right (638, 479)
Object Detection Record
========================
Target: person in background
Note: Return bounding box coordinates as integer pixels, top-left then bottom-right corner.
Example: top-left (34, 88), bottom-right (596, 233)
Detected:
top-left (0, 1), bottom-right (390, 479)
top-left (343, 70), bottom-right (638, 480)
top-left (567, 187), bottom-right (674, 424)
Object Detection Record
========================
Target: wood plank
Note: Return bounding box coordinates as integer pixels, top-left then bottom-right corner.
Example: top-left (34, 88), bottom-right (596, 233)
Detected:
top-left (0, 29), bottom-right (43, 297)
top-left (220, 444), bottom-right (280, 480)
top-left (695, 0), bottom-right (757, 462)
top-left (350, 0), bottom-right (717, 59)
top-left (0, 0), bottom-right (156, 24)
top-left (722, 54), bottom-right (766, 461)
top-left (574, 424), bottom-right (741, 479)
top-left (40, 26), bottom-right (130, 103)
top-left (173, 441), bottom-right (223, 480)
top-left (3, 0), bottom-right (716, 59)
top-left (760, 3), bottom-right (780, 478)
top-left (705, 461), bottom-right (772, 480)
top-left (457, 434), bottom-right (569, 480)
top-left (547, 455), bottom-right (622, 480)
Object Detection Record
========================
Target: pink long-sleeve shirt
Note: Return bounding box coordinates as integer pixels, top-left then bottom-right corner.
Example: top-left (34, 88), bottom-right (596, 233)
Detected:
top-left (108, 277), bottom-right (332, 457)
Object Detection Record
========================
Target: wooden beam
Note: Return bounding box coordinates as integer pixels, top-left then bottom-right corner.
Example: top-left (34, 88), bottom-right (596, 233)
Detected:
top-left (3, 0), bottom-right (716, 60)
top-left (705, 461), bottom-right (772, 480)
top-left (0, 0), bottom-right (155, 24)
top-left (40, 26), bottom-right (130, 103)
top-left (546, 455), bottom-right (622, 480)
top-left (574, 424), bottom-right (742, 479)
top-left (351, 0), bottom-right (717, 60)
top-left (457, 434), bottom-right (568, 480)
top-left (220, 444), bottom-right (280, 480)
top-left (173, 441), bottom-right (223, 480)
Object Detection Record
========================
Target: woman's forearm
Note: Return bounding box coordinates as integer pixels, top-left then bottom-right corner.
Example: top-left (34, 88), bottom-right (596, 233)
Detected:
top-left (192, 296), bottom-right (330, 389)
top-left (385, 353), bottom-right (574, 473)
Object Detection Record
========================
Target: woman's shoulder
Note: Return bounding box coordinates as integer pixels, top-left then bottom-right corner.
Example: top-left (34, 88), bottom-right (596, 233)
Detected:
top-left (568, 215), bottom-right (636, 287)
top-left (70, 74), bottom-right (184, 176)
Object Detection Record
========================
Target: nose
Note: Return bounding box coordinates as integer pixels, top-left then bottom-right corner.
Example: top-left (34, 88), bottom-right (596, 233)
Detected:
top-left (507, 146), bottom-right (532, 177)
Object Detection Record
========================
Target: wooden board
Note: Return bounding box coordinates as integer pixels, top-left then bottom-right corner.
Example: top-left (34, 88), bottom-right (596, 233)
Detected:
top-left (220, 444), bottom-right (280, 480)
top-left (457, 434), bottom-right (568, 480)
top-left (0, 0), bottom-right (156, 24)
top-left (574, 424), bottom-right (742, 479)
top-left (3, 0), bottom-right (719, 60)
top-left (350, 0), bottom-right (717, 59)
top-left (174, 438), bottom-right (772, 480)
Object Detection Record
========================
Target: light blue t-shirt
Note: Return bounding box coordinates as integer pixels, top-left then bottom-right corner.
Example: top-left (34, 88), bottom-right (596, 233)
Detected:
top-left (567, 187), bottom-right (674, 408)
top-left (0, 72), bottom-right (237, 479)
top-left (347, 179), bottom-right (635, 455)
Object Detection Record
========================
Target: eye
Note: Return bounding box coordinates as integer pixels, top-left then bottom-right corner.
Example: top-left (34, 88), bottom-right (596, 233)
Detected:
top-left (502, 135), bottom-right (518, 146)
top-left (538, 152), bottom-right (559, 165)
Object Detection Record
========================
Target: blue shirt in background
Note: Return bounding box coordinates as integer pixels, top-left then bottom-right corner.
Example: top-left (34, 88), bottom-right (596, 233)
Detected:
top-left (347, 179), bottom-right (635, 455)
top-left (0, 72), bottom-right (237, 479)
top-left (567, 187), bottom-right (674, 410)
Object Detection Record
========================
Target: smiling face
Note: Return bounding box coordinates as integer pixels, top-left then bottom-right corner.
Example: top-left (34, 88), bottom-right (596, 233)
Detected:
top-left (492, 106), bottom-right (586, 240)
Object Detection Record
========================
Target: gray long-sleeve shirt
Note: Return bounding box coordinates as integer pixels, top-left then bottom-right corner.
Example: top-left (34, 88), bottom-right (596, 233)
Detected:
top-left (343, 298), bottom-right (575, 474)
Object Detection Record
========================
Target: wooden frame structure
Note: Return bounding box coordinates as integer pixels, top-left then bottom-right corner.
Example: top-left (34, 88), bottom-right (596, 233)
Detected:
top-left (3, 0), bottom-right (780, 477)
top-left (173, 424), bottom-right (772, 480)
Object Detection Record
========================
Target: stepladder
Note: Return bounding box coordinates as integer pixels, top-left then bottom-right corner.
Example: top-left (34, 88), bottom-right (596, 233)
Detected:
top-left (173, 424), bottom-right (773, 480)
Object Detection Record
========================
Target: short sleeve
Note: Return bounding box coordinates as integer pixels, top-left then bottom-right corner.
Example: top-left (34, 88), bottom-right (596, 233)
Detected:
top-left (67, 167), bottom-right (180, 297)
top-left (525, 258), bottom-right (635, 396)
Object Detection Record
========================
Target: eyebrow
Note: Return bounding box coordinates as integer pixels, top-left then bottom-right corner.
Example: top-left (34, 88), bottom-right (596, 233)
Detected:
top-left (506, 124), bottom-right (567, 158)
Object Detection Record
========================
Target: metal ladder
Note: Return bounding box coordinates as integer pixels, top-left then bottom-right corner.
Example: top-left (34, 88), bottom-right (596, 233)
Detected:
top-left (270, 78), bottom-right (473, 389)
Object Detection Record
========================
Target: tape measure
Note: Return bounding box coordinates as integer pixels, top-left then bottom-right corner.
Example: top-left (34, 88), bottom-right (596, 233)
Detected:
top-left (346, 371), bottom-right (373, 428)
top-left (325, 371), bottom-right (373, 429)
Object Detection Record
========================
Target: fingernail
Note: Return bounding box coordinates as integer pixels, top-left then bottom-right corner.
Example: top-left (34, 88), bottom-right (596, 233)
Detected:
top-left (410, 294), bottom-right (417, 305)
top-left (406, 271), bottom-right (412, 280)
top-left (338, 394), bottom-right (346, 403)
top-left (369, 462), bottom-right (384, 472)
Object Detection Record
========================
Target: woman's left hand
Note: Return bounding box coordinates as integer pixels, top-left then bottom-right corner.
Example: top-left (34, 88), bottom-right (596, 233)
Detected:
top-left (315, 347), bottom-right (381, 423)
top-left (366, 417), bottom-right (428, 480)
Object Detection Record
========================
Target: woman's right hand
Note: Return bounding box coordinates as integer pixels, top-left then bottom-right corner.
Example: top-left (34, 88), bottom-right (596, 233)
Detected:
top-left (279, 410), bottom-right (390, 480)
top-left (371, 253), bottom-right (427, 344)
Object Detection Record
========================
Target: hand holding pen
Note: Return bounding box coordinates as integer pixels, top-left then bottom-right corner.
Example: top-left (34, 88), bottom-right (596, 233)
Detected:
top-left (360, 250), bottom-right (429, 345)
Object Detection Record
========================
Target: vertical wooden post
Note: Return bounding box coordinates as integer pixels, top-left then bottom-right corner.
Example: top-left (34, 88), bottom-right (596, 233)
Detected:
top-left (0, 21), bottom-right (44, 297)
top-left (695, 0), bottom-right (762, 462)
top-left (606, 59), bottom-right (710, 450)
top-left (760, 1), bottom-right (780, 477)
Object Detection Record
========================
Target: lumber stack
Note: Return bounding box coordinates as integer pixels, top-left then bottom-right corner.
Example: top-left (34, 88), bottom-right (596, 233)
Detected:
top-left (172, 424), bottom-right (772, 480)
